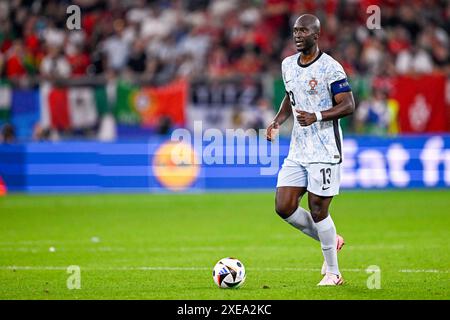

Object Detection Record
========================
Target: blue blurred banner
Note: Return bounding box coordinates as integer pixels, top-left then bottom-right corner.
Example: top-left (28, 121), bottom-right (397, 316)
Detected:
top-left (0, 135), bottom-right (449, 193)
top-left (10, 90), bottom-right (40, 139)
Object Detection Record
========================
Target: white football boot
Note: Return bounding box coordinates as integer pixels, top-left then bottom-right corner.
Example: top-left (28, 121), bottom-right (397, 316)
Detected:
top-left (317, 273), bottom-right (344, 286)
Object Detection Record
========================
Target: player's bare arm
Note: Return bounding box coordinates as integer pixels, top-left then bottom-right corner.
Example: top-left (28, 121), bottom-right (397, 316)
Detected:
top-left (266, 92), bottom-right (292, 141)
top-left (295, 91), bottom-right (355, 126)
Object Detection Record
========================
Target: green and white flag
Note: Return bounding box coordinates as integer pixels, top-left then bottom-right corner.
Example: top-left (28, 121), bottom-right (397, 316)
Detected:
top-left (40, 85), bottom-right (108, 130)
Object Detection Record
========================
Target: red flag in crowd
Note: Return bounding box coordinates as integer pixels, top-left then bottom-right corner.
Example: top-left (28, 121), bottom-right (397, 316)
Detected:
top-left (393, 74), bottom-right (448, 133)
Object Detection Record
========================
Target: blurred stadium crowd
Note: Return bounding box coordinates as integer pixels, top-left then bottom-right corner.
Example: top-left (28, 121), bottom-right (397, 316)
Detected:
top-left (0, 0), bottom-right (449, 142)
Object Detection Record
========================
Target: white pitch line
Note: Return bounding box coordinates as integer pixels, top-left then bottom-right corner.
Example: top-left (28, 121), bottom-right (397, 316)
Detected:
top-left (0, 240), bottom-right (447, 254)
top-left (0, 244), bottom-right (427, 253)
top-left (1, 266), bottom-right (67, 270)
top-left (1, 266), bottom-right (449, 274)
top-left (399, 269), bottom-right (450, 273)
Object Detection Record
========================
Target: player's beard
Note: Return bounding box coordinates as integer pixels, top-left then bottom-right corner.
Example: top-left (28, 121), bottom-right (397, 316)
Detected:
top-left (296, 35), bottom-right (317, 54)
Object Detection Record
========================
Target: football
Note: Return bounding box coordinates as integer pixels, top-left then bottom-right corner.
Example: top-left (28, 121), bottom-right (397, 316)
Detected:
top-left (212, 257), bottom-right (246, 289)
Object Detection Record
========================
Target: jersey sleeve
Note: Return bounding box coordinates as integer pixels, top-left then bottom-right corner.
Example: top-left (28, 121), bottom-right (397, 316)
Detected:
top-left (327, 60), bottom-right (351, 96)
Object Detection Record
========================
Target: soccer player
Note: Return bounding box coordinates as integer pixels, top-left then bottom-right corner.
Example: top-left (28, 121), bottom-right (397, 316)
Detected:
top-left (266, 14), bottom-right (355, 286)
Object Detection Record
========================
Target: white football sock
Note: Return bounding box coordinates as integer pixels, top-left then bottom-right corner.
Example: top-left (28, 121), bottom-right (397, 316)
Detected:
top-left (284, 207), bottom-right (320, 241)
top-left (315, 215), bottom-right (340, 275)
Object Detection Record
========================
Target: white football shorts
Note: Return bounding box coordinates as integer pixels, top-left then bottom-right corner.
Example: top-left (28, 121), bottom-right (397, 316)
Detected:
top-left (276, 158), bottom-right (341, 197)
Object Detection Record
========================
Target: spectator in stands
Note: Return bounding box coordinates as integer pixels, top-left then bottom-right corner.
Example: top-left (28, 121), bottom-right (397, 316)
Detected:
top-left (32, 123), bottom-right (60, 142)
top-left (42, 21), bottom-right (65, 49)
top-left (231, 105), bottom-right (244, 130)
top-left (207, 45), bottom-right (231, 78)
top-left (354, 88), bottom-right (393, 136)
top-left (101, 19), bottom-right (131, 72)
top-left (177, 53), bottom-right (197, 79)
top-left (418, 22), bottom-right (450, 72)
top-left (431, 43), bottom-right (450, 73)
top-left (178, 23), bottom-right (211, 73)
top-left (0, 123), bottom-right (16, 143)
top-left (233, 50), bottom-right (263, 75)
top-left (387, 26), bottom-right (411, 57)
top-left (127, 40), bottom-right (147, 73)
top-left (66, 43), bottom-right (90, 77)
top-left (249, 98), bottom-right (276, 131)
top-left (40, 45), bottom-right (71, 80)
top-left (5, 40), bottom-right (27, 79)
top-left (395, 45), bottom-right (434, 75)
top-left (361, 37), bottom-right (385, 75)
top-left (263, 0), bottom-right (291, 40)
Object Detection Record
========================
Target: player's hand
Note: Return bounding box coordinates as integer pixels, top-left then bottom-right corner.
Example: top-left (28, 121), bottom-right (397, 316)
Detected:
top-left (266, 121), bottom-right (279, 142)
top-left (295, 109), bottom-right (317, 126)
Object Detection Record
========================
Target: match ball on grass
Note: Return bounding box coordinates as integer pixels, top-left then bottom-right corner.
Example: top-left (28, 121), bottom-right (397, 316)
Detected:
top-left (213, 257), bottom-right (246, 289)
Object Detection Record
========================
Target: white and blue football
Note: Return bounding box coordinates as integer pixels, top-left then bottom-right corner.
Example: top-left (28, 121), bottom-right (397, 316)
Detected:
top-left (212, 257), bottom-right (246, 289)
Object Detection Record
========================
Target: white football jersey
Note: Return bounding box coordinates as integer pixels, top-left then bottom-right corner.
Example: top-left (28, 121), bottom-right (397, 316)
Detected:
top-left (281, 51), bottom-right (351, 164)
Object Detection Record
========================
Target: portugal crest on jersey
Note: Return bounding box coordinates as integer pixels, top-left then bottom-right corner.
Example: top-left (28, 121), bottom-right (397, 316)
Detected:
top-left (307, 78), bottom-right (318, 95)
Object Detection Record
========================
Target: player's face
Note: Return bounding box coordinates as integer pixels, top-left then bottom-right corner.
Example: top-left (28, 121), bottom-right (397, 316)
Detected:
top-left (292, 23), bottom-right (316, 53)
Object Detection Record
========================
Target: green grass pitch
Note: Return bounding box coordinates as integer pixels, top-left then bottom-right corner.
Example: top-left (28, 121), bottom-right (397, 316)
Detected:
top-left (0, 190), bottom-right (449, 300)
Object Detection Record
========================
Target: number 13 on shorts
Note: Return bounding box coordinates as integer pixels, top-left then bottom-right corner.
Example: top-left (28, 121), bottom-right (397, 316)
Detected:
top-left (309, 163), bottom-right (341, 197)
top-left (320, 168), bottom-right (332, 188)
